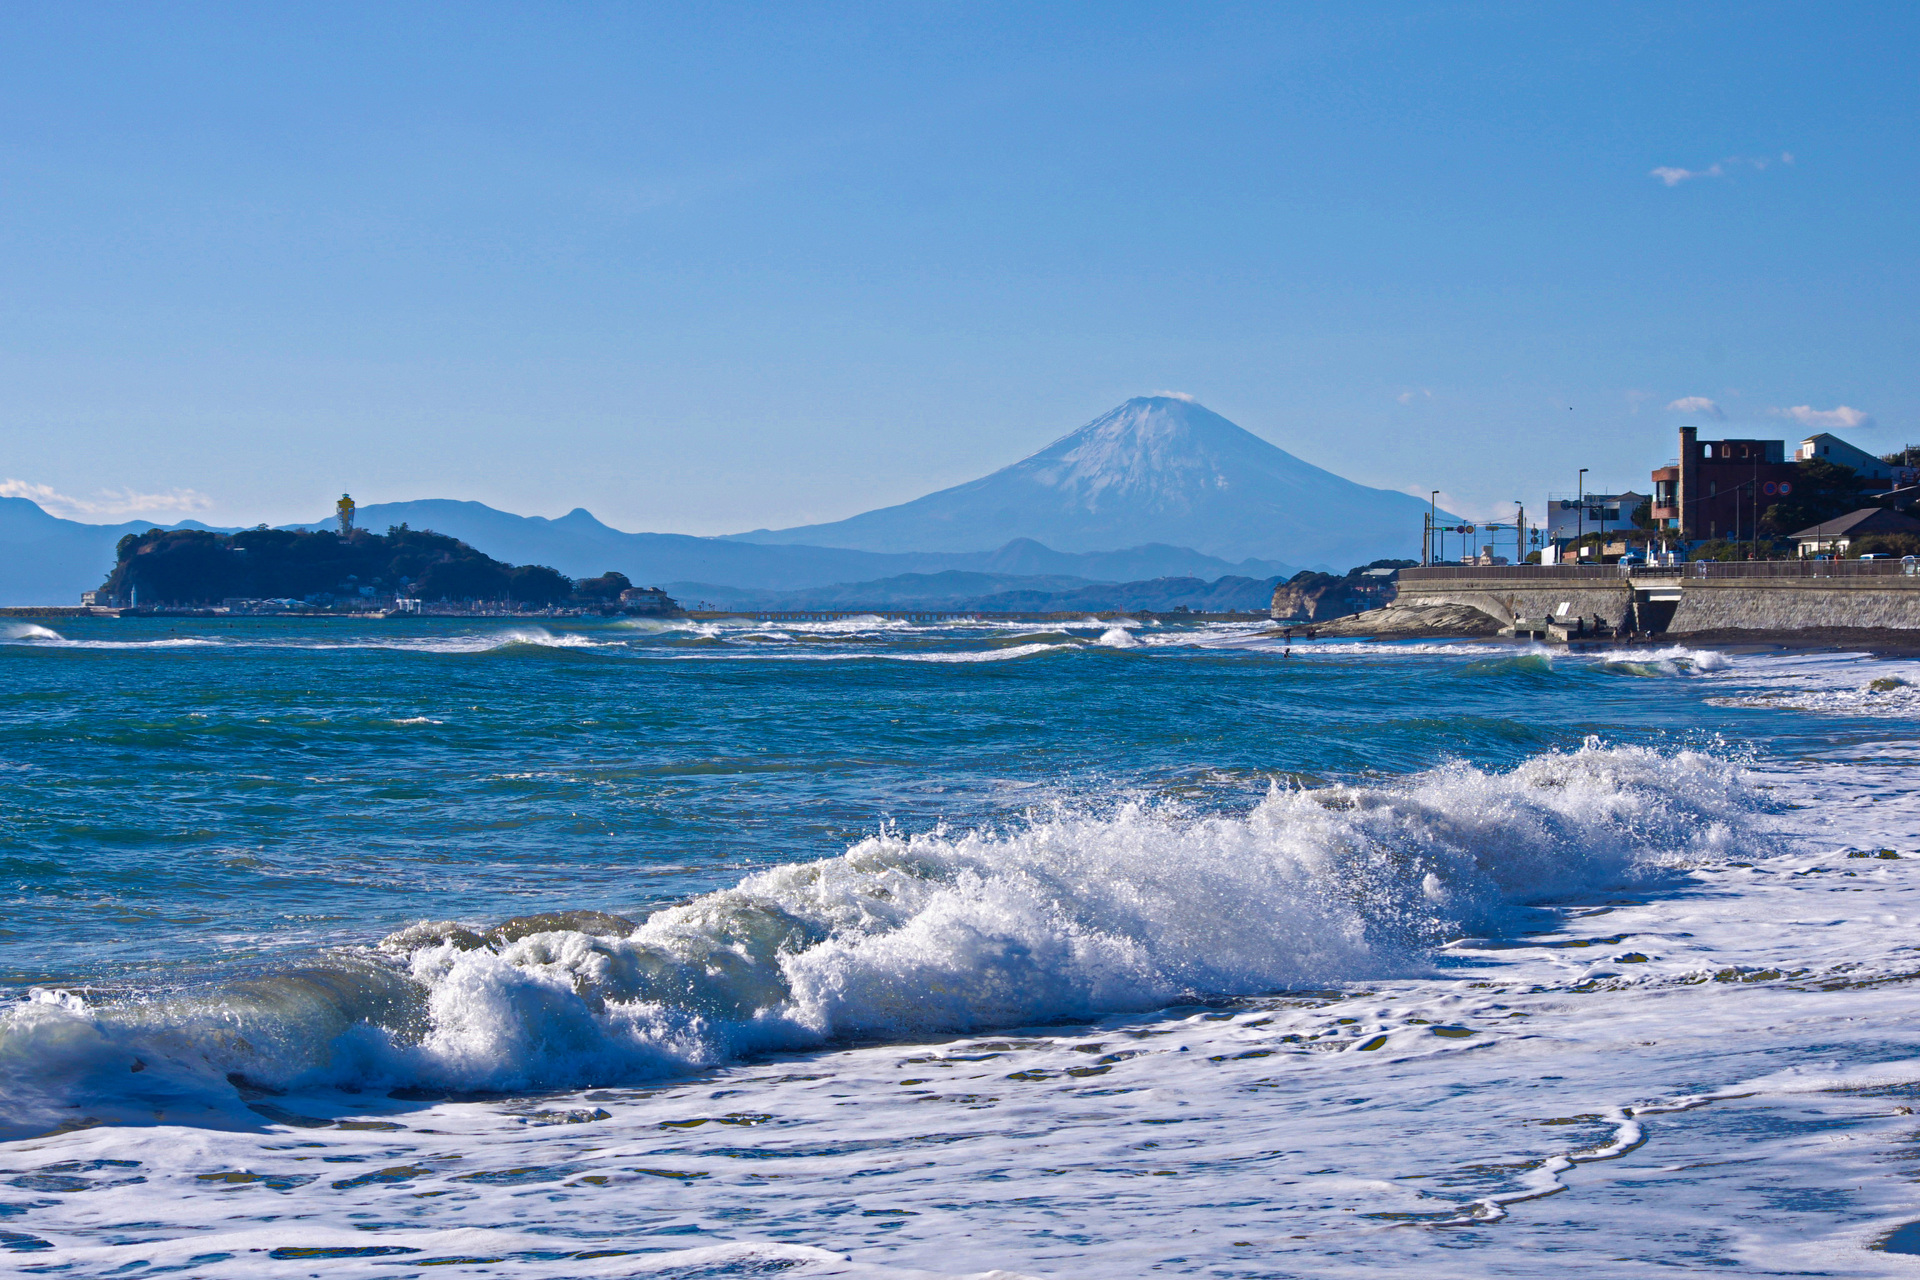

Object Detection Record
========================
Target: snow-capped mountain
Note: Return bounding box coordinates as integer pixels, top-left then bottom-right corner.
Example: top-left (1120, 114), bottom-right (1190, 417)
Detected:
top-left (733, 396), bottom-right (1440, 567)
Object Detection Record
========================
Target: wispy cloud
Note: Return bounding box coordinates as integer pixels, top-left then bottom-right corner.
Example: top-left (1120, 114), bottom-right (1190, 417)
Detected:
top-left (1774, 404), bottom-right (1875, 431)
top-left (1395, 388), bottom-right (1434, 406)
top-left (0, 479), bottom-right (214, 520)
top-left (1148, 389), bottom-right (1196, 402)
top-left (1650, 152), bottom-right (1794, 187)
top-left (1665, 396), bottom-right (1726, 421)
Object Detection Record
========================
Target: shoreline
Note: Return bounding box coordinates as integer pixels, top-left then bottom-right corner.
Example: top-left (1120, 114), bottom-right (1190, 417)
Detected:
top-left (1282, 624), bottom-right (1920, 658)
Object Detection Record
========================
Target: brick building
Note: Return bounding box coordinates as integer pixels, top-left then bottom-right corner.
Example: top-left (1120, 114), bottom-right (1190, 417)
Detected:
top-left (1650, 427), bottom-right (1798, 541)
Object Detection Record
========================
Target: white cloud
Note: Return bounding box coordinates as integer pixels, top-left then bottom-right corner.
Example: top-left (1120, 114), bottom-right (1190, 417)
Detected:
top-left (1652, 163), bottom-right (1724, 187)
top-left (1650, 153), bottom-right (1793, 186)
top-left (1148, 389), bottom-right (1196, 402)
top-left (0, 479), bottom-right (214, 520)
top-left (1665, 396), bottom-right (1726, 420)
top-left (1775, 404), bottom-right (1875, 431)
top-left (1395, 388), bottom-right (1434, 405)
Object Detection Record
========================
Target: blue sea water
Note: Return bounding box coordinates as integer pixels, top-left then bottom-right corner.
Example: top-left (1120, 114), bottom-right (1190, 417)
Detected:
top-left (0, 616), bottom-right (1759, 990)
top-left (6, 615), bottom-right (1920, 1277)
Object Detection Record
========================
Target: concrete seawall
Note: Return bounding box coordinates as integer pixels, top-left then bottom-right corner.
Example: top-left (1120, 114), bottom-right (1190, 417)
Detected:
top-left (1667, 578), bottom-right (1920, 632)
top-left (1388, 570), bottom-right (1920, 635)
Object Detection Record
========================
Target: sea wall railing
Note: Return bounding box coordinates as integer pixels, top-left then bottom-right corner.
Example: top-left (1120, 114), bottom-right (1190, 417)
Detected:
top-left (1400, 565), bottom-right (1637, 581)
top-left (1687, 558), bottom-right (1920, 579)
top-left (1402, 559), bottom-right (1920, 582)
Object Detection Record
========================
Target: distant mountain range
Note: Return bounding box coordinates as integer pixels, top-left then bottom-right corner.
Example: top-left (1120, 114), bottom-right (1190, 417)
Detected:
top-left (733, 396), bottom-right (1439, 567)
top-left (0, 495), bottom-right (1295, 607)
top-left (661, 571), bottom-right (1282, 614)
top-left (1, 395), bottom-right (1446, 607)
top-left (0, 498), bottom-right (223, 607)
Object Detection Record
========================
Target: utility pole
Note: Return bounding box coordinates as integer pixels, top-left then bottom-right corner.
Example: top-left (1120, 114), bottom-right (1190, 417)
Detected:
top-left (1429, 491), bottom-right (1439, 566)
top-left (1515, 502), bottom-right (1525, 565)
top-left (1577, 469), bottom-right (1588, 553)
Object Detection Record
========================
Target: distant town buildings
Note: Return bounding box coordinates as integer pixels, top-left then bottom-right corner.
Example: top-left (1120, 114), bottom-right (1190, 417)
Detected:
top-left (1795, 433), bottom-right (1915, 488)
top-left (1529, 424), bottom-right (1919, 561)
top-left (1543, 491), bottom-right (1647, 543)
top-left (1789, 508), bottom-right (1920, 558)
top-left (1649, 430), bottom-right (1796, 543)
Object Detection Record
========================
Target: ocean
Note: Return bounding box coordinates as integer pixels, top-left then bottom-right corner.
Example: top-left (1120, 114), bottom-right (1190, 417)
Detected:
top-left (5, 614), bottom-right (1920, 1277)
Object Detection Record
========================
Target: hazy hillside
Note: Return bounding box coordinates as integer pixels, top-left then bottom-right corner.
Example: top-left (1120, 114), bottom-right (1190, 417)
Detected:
top-left (735, 396), bottom-right (1445, 567)
top-left (661, 571), bottom-right (1281, 614)
top-left (0, 498), bottom-right (225, 606)
top-left (289, 500), bottom-right (1294, 589)
top-left (0, 496), bottom-right (1294, 606)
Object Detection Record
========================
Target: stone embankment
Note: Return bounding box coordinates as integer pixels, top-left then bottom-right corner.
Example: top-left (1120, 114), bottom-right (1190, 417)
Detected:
top-left (1313, 565), bottom-right (1920, 639)
top-left (1667, 578), bottom-right (1920, 631)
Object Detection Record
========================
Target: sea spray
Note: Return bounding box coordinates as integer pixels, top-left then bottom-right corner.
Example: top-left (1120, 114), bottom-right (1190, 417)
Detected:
top-left (0, 743), bottom-right (1762, 1134)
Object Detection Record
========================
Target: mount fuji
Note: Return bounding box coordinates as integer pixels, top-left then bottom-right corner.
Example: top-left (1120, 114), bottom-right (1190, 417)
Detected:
top-left (733, 396), bottom-right (1439, 567)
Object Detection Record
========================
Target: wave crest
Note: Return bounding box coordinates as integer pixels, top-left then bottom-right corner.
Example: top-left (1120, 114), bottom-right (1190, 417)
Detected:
top-left (0, 744), bottom-right (1763, 1132)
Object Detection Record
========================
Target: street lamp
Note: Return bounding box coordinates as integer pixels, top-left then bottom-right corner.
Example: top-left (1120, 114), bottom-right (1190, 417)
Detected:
top-left (1577, 468), bottom-right (1589, 554)
top-left (1430, 490), bottom-right (1439, 565)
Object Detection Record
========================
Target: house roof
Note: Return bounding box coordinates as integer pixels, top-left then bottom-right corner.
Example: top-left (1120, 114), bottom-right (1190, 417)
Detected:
top-left (1790, 507), bottom-right (1920, 540)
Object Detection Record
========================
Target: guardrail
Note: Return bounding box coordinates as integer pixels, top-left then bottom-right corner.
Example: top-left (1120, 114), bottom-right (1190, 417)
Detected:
top-left (1402, 560), bottom-right (1920, 582)
top-left (1400, 565), bottom-right (1646, 581)
top-left (1689, 559), bottom-right (1920, 579)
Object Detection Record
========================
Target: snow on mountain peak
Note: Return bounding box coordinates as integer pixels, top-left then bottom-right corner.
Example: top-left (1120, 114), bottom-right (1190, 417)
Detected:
top-left (742, 395), bottom-right (1432, 565)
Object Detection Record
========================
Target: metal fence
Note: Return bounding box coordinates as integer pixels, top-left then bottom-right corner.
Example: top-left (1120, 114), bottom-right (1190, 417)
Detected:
top-left (1688, 558), bottom-right (1920, 579)
top-left (1400, 565), bottom-right (1638, 581)
top-left (1402, 560), bottom-right (1920, 582)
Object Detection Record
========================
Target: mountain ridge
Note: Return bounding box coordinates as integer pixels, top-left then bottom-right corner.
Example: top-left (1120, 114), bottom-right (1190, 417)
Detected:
top-left (0, 495), bottom-right (1297, 606)
top-left (733, 396), bottom-right (1442, 566)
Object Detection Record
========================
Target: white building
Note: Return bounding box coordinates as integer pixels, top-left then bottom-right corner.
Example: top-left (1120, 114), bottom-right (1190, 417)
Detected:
top-left (1544, 491), bottom-right (1648, 543)
top-left (1795, 434), bottom-right (1915, 490)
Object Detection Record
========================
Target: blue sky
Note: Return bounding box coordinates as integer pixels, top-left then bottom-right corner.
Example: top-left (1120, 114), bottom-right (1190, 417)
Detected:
top-left (0, 2), bottom-right (1913, 531)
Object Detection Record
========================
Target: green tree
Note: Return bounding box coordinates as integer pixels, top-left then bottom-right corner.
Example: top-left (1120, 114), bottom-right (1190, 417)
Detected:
top-left (572, 570), bottom-right (633, 602)
top-left (1759, 459), bottom-right (1868, 534)
top-left (507, 564), bottom-right (574, 604)
top-left (1850, 533), bottom-right (1920, 558)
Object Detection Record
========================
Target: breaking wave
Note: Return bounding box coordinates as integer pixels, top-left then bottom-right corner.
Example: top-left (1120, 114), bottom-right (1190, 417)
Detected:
top-left (0, 744), bottom-right (1764, 1137)
top-left (1597, 646), bottom-right (1732, 678)
top-left (0, 623), bottom-right (217, 649)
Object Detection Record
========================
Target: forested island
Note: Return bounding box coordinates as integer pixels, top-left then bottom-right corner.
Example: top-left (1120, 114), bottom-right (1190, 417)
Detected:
top-left (98, 525), bottom-right (677, 613)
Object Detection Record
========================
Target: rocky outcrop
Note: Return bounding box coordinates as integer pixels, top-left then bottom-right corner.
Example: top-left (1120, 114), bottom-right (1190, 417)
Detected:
top-left (1269, 567), bottom-right (1404, 621)
top-left (1285, 602), bottom-right (1503, 638)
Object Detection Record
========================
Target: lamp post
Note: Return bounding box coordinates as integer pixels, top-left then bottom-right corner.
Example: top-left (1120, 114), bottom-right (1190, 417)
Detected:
top-left (1429, 490), bottom-right (1439, 565)
top-left (1577, 469), bottom-right (1588, 556)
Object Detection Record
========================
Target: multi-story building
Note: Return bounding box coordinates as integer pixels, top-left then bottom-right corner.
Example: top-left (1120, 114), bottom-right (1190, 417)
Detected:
top-left (1648, 427), bottom-right (1912, 542)
top-left (1649, 428), bottom-right (1798, 541)
top-left (1543, 491), bottom-right (1648, 543)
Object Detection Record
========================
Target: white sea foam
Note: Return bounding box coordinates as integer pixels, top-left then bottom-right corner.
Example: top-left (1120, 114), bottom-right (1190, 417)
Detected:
top-left (1595, 645), bottom-right (1732, 677)
top-left (0, 622), bottom-right (218, 649)
top-left (0, 744), bottom-right (1759, 1133)
top-left (20, 754), bottom-right (1920, 1277)
top-left (0, 622), bottom-right (64, 642)
top-left (387, 627), bottom-right (610, 654)
top-left (893, 642), bottom-right (1067, 663)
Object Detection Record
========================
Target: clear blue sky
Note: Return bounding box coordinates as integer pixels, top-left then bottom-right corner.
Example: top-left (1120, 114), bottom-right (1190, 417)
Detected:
top-left (1, 2), bottom-right (1913, 531)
